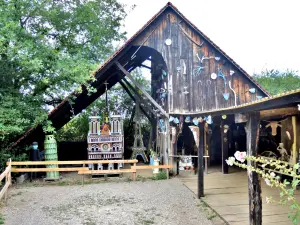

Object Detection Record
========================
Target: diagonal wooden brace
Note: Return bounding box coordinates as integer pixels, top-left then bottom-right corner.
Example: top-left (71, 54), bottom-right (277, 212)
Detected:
top-left (115, 61), bottom-right (168, 118)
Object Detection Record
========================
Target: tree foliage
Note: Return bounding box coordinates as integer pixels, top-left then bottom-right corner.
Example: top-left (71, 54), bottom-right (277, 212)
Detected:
top-left (56, 68), bottom-right (151, 142)
top-left (253, 69), bottom-right (300, 95)
top-left (0, 0), bottom-right (131, 149)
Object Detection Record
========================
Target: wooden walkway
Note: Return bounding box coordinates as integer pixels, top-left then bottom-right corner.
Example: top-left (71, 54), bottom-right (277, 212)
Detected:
top-left (178, 167), bottom-right (299, 225)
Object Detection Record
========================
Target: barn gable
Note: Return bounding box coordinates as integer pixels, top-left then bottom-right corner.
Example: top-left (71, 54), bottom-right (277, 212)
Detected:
top-left (131, 2), bottom-right (269, 114)
top-left (11, 2), bottom-right (269, 147)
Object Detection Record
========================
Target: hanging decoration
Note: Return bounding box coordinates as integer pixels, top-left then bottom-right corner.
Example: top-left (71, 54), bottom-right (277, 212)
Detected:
top-left (198, 54), bottom-right (220, 63)
top-left (277, 143), bottom-right (289, 160)
top-left (171, 127), bottom-right (177, 144)
top-left (205, 115), bottom-right (213, 124)
top-left (211, 73), bottom-right (217, 80)
top-left (159, 119), bottom-right (166, 132)
top-left (174, 117), bottom-right (180, 124)
top-left (223, 93), bottom-right (230, 101)
top-left (162, 70), bottom-right (167, 76)
top-left (165, 38), bottom-right (172, 46)
top-left (223, 125), bottom-right (229, 133)
top-left (218, 68), bottom-right (230, 101)
top-left (183, 86), bottom-right (189, 95)
top-left (188, 126), bottom-right (199, 148)
top-left (222, 115), bottom-right (227, 120)
top-left (228, 80), bottom-right (237, 106)
top-left (193, 65), bottom-right (205, 77)
top-left (286, 131), bottom-right (291, 140)
top-left (192, 117), bottom-right (198, 126)
top-left (265, 121), bottom-right (282, 136)
top-left (249, 88), bottom-right (256, 94)
top-left (169, 116), bottom-right (175, 123)
top-left (182, 60), bottom-right (187, 75)
top-left (185, 116), bottom-right (191, 123)
top-left (230, 70), bottom-right (235, 76)
top-left (218, 69), bottom-right (227, 87)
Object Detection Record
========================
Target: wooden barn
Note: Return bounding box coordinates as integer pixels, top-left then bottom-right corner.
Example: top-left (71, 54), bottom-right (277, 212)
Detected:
top-left (11, 2), bottom-right (300, 225)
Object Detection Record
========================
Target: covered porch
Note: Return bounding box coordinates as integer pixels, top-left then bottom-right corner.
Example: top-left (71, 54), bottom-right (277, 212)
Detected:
top-left (179, 167), bottom-right (299, 225)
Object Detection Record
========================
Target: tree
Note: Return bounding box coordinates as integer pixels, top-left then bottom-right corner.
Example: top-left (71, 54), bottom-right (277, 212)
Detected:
top-left (56, 67), bottom-right (151, 142)
top-left (0, 0), bottom-right (132, 149)
top-left (253, 69), bottom-right (300, 95)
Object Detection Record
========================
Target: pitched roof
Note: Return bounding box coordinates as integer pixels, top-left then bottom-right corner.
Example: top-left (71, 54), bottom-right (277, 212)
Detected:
top-left (11, 2), bottom-right (270, 148)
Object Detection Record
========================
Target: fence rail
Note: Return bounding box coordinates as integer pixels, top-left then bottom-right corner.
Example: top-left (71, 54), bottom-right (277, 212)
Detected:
top-left (2, 159), bottom-right (173, 201)
top-left (0, 159), bottom-right (12, 203)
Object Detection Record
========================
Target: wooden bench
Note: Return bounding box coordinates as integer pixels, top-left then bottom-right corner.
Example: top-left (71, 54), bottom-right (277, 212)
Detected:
top-left (79, 168), bottom-right (137, 183)
top-left (8, 160), bottom-right (141, 183)
top-left (77, 159), bottom-right (138, 184)
top-left (131, 165), bottom-right (173, 179)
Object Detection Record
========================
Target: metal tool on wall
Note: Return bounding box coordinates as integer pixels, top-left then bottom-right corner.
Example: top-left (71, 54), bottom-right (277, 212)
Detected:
top-left (218, 68), bottom-right (230, 101)
top-left (228, 80), bottom-right (237, 106)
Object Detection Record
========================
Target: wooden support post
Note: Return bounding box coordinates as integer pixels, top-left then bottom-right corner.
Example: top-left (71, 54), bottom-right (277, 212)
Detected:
top-left (204, 126), bottom-right (208, 174)
top-left (198, 122), bottom-right (205, 198)
top-left (221, 121), bottom-right (229, 174)
top-left (82, 164), bottom-right (84, 186)
top-left (292, 116), bottom-right (297, 165)
top-left (132, 162), bottom-right (137, 181)
top-left (165, 118), bottom-right (169, 167)
top-left (246, 112), bottom-right (262, 225)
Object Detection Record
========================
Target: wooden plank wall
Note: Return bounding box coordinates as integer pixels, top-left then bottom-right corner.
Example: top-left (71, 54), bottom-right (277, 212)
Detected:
top-left (132, 10), bottom-right (266, 114)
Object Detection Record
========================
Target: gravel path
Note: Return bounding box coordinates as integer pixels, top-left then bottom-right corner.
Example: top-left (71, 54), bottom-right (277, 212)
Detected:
top-left (2, 178), bottom-right (216, 225)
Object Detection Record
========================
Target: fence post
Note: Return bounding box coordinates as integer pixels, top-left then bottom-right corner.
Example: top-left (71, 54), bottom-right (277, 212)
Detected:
top-left (5, 158), bottom-right (11, 205)
top-left (132, 162), bottom-right (136, 181)
top-left (82, 163), bottom-right (84, 186)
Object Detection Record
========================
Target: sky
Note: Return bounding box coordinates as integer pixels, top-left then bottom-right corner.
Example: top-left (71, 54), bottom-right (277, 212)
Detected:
top-left (118, 0), bottom-right (300, 75)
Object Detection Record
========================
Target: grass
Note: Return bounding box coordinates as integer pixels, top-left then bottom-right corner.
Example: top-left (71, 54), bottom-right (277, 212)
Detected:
top-left (196, 200), bottom-right (217, 221)
top-left (136, 175), bottom-right (148, 182)
top-left (151, 172), bottom-right (167, 180)
top-left (141, 218), bottom-right (155, 224)
top-left (0, 214), bottom-right (4, 225)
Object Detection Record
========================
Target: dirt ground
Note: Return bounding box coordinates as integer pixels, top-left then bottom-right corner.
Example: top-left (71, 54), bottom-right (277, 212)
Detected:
top-left (1, 176), bottom-right (224, 225)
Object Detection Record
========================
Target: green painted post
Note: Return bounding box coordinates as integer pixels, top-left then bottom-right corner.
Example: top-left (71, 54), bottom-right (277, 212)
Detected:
top-left (44, 135), bottom-right (59, 179)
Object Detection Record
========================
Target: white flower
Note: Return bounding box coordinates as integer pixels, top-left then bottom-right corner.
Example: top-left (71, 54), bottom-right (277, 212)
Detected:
top-left (265, 178), bottom-right (271, 186)
top-left (261, 164), bottom-right (266, 168)
top-left (288, 197), bottom-right (293, 201)
top-left (234, 151), bottom-right (247, 162)
top-left (270, 172), bottom-right (276, 178)
top-left (266, 196), bottom-right (271, 204)
top-left (225, 157), bottom-right (235, 166)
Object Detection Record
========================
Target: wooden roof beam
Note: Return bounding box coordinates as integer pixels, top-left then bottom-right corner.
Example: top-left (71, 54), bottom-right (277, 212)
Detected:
top-left (115, 61), bottom-right (168, 118)
top-left (119, 80), bottom-right (151, 121)
top-left (121, 78), bottom-right (158, 116)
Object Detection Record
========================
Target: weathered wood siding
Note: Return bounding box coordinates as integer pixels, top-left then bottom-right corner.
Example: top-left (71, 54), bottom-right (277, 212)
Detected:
top-left (132, 9), bottom-right (266, 114)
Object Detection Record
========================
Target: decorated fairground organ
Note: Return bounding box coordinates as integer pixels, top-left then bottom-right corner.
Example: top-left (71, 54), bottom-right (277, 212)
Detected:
top-left (87, 82), bottom-right (124, 167)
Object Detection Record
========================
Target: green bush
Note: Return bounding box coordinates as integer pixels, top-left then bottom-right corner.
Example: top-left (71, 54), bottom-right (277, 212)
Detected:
top-left (151, 172), bottom-right (167, 180)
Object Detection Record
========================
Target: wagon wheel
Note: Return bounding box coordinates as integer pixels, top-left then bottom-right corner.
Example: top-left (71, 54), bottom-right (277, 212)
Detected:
top-left (260, 151), bottom-right (277, 159)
